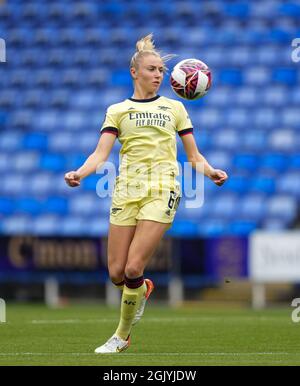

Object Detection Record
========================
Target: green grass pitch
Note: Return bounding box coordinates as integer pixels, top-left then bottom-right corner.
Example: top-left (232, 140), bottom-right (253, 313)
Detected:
top-left (0, 303), bottom-right (299, 366)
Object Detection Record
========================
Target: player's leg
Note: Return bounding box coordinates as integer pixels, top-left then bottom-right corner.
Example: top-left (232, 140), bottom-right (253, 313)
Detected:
top-left (107, 223), bottom-right (136, 289)
top-left (115, 220), bottom-right (169, 340)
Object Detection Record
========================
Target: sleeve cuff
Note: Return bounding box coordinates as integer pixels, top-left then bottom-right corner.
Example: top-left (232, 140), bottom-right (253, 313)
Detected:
top-left (178, 128), bottom-right (193, 137)
top-left (101, 127), bottom-right (119, 137)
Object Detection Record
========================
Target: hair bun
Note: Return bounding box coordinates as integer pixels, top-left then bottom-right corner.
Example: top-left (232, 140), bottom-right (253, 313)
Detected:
top-left (136, 33), bottom-right (155, 52)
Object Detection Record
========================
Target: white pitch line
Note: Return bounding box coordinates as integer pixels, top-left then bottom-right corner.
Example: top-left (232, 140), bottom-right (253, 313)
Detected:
top-left (29, 317), bottom-right (283, 324)
top-left (0, 352), bottom-right (295, 357)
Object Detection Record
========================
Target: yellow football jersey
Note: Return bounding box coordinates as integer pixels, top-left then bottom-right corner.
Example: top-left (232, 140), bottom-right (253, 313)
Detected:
top-left (101, 95), bottom-right (193, 195)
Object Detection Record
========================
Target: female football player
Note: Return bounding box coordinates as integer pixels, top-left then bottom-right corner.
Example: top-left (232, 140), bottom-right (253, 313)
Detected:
top-left (65, 34), bottom-right (228, 353)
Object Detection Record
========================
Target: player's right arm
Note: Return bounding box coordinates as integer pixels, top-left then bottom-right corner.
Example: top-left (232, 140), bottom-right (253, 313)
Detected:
top-left (64, 133), bottom-right (116, 187)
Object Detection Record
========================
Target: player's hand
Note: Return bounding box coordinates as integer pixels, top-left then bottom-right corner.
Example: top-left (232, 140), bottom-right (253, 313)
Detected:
top-left (209, 169), bottom-right (228, 186)
top-left (64, 171), bottom-right (81, 187)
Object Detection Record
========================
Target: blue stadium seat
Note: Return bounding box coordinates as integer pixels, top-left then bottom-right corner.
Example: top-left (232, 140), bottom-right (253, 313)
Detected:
top-left (198, 219), bottom-right (228, 236)
top-left (48, 132), bottom-right (74, 153)
top-left (213, 130), bottom-right (240, 150)
top-left (0, 153), bottom-right (9, 172)
top-left (10, 110), bottom-right (32, 129)
top-left (240, 194), bottom-right (266, 221)
top-left (69, 194), bottom-right (99, 216)
top-left (234, 88), bottom-right (256, 107)
top-left (278, 2), bottom-right (300, 17)
top-left (282, 108), bottom-right (299, 127)
top-left (23, 133), bottom-right (48, 151)
top-left (86, 218), bottom-right (109, 236)
top-left (249, 175), bottom-right (276, 194)
top-left (219, 69), bottom-right (243, 85)
top-left (44, 197), bottom-right (68, 215)
top-left (266, 195), bottom-right (297, 221)
top-left (206, 151), bottom-right (232, 170)
top-left (224, 3), bottom-right (250, 19)
top-left (223, 174), bottom-right (249, 194)
top-left (234, 154), bottom-right (259, 172)
top-left (34, 110), bottom-right (59, 131)
top-left (3, 175), bottom-right (28, 196)
top-left (0, 132), bottom-right (24, 151)
top-left (0, 89), bottom-right (21, 110)
top-left (262, 218), bottom-right (292, 231)
top-left (40, 153), bottom-right (66, 172)
top-left (8, 28), bottom-right (34, 47)
top-left (32, 215), bottom-right (62, 235)
top-left (260, 153), bottom-right (288, 172)
top-left (244, 67), bottom-right (270, 85)
top-left (193, 108), bottom-right (222, 129)
top-left (21, 3), bottom-right (46, 22)
top-left (269, 129), bottom-right (296, 151)
top-left (290, 154), bottom-right (300, 170)
top-left (226, 108), bottom-right (248, 128)
top-left (16, 198), bottom-right (42, 215)
top-left (2, 215), bottom-right (32, 235)
top-left (210, 194), bottom-right (237, 219)
top-left (243, 130), bottom-right (268, 151)
top-left (23, 89), bottom-right (48, 108)
top-left (12, 151), bottom-right (39, 172)
top-left (276, 172), bottom-right (300, 197)
top-left (273, 69), bottom-right (297, 85)
top-left (0, 198), bottom-right (15, 215)
top-left (253, 108), bottom-right (277, 128)
top-left (168, 220), bottom-right (199, 237)
top-left (62, 111), bottom-right (87, 130)
top-left (60, 217), bottom-right (86, 236)
top-left (29, 173), bottom-right (56, 195)
top-left (229, 220), bottom-right (258, 235)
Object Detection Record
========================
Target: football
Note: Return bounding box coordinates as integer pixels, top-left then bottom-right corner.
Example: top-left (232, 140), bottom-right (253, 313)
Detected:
top-left (170, 58), bottom-right (212, 100)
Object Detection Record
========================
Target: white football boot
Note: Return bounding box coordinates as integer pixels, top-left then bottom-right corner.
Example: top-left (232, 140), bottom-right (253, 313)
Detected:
top-left (132, 279), bottom-right (154, 326)
top-left (94, 334), bottom-right (130, 354)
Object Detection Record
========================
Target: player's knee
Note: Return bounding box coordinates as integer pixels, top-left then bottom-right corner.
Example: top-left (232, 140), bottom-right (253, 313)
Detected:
top-left (124, 262), bottom-right (144, 279)
top-left (108, 268), bottom-right (124, 285)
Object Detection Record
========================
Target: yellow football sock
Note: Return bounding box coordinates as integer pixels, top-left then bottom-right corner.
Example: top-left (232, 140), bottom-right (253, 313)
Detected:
top-left (114, 281), bottom-right (124, 291)
top-left (115, 283), bottom-right (146, 340)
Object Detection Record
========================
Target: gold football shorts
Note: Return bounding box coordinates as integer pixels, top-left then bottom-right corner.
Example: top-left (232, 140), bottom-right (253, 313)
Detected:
top-left (109, 181), bottom-right (181, 227)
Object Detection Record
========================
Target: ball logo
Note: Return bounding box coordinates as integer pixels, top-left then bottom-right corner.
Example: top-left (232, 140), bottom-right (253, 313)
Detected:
top-left (291, 298), bottom-right (300, 323)
top-left (291, 38), bottom-right (300, 63)
top-left (0, 298), bottom-right (6, 323)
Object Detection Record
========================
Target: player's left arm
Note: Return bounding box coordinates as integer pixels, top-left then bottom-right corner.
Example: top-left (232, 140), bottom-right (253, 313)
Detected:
top-left (181, 133), bottom-right (228, 186)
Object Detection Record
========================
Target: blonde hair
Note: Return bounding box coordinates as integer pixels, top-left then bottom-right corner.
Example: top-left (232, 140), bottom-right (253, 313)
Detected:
top-left (130, 34), bottom-right (175, 73)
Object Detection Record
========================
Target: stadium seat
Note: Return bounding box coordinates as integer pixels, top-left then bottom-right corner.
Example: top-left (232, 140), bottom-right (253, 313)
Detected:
top-left (229, 220), bottom-right (258, 235)
top-left (0, 198), bottom-right (15, 215)
top-left (0, 132), bottom-right (24, 151)
top-left (234, 154), bottom-right (259, 172)
top-left (198, 219), bottom-right (228, 236)
top-left (2, 215), bottom-right (32, 235)
top-left (43, 197), bottom-right (69, 215)
top-left (266, 195), bottom-right (297, 221)
top-left (16, 198), bottom-right (43, 216)
top-left (23, 133), bottom-right (48, 151)
top-left (269, 129), bottom-right (296, 151)
top-left (240, 194), bottom-right (266, 221)
top-left (29, 173), bottom-right (57, 195)
top-left (249, 175), bottom-right (276, 194)
top-left (277, 172), bottom-right (300, 197)
top-left (40, 153), bottom-right (66, 172)
top-left (32, 215), bottom-right (62, 235)
top-left (260, 153), bottom-right (288, 172)
top-left (12, 151), bottom-right (39, 171)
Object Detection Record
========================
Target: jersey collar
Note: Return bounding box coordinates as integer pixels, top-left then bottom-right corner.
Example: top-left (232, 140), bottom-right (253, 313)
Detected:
top-left (128, 95), bottom-right (161, 103)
